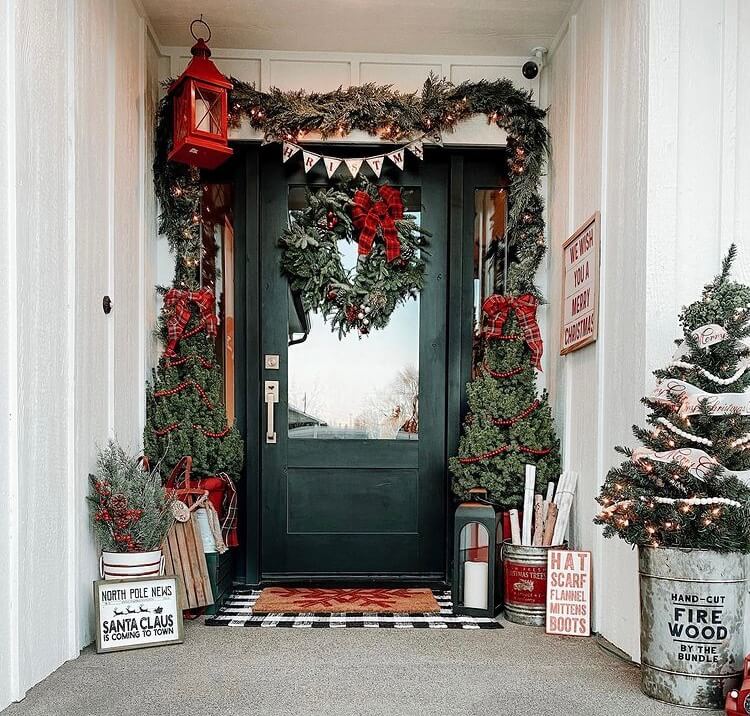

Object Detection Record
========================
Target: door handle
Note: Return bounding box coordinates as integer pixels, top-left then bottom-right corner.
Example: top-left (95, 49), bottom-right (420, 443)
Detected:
top-left (264, 380), bottom-right (279, 444)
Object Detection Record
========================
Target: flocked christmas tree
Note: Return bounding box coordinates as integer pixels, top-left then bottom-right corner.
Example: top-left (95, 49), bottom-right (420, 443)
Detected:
top-left (145, 287), bottom-right (244, 481)
top-left (595, 246), bottom-right (750, 552)
top-left (449, 295), bottom-right (561, 509)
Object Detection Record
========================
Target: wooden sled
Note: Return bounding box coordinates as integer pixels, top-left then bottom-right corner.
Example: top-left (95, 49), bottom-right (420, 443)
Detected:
top-left (162, 456), bottom-right (214, 610)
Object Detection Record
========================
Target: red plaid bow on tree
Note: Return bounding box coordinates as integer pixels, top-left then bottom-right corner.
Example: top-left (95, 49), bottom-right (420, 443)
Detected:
top-left (351, 185), bottom-right (404, 262)
top-left (163, 288), bottom-right (218, 356)
top-left (482, 293), bottom-right (544, 370)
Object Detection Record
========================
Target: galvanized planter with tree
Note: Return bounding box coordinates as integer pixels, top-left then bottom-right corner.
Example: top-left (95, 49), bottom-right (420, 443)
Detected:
top-left (595, 246), bottom-right (750, 709)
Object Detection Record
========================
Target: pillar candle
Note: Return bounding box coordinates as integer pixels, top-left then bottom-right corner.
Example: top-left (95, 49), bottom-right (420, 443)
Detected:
top-left (463, 560), bottom-right (488, 609)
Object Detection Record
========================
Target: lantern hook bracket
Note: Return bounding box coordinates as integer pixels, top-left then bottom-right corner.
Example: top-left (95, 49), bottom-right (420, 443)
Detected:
top-left (190, 15), bottom-right (211, 43)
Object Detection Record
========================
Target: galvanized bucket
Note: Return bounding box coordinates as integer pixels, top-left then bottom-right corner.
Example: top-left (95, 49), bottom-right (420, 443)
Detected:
top-left (503, 541), bottom-right (557, 626)
top-left (639, 545), bottom-right (747, 709)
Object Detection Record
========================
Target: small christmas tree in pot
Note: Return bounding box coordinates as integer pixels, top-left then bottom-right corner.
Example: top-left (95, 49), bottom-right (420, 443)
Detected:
top-left (145, 286), bottom-right (244, 546)
top-left (595, 246), bottom-right (750, 709)
top-left (449, 293), bottom-right (562, 623)
top-left (88, 441), bottom-right (176, 580)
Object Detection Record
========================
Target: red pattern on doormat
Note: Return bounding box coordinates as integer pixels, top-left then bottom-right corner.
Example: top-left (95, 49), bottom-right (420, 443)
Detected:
top-left (252, 587), bottom-right (441, 614)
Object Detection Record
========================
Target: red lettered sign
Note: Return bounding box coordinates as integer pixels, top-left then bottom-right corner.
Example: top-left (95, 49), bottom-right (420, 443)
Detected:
top-left (560, 213), bottom-right (600, 355)
top-left (504, 560), bottom-right (547, 606)
top-left (546, 549), bottom-right (591, 636)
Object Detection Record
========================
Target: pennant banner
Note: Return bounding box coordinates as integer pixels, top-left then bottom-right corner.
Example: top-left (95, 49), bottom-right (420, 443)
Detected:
top-left (282, 141), bottom-right (300, 163)
top-left (387, 149), bottom-right (405, 170)
top-left (324, 157), bottom-right (342, 178)
top-left (366, 156), bottom-right (385, 178)
top-left (277, 135), bottom-right (434, 178)
top-left (302, 151), bottom-right (320, 173)
top-left (650, 378), bottom-right (750, 417)
top-left (407, 140), bottom-right (424, 159)
top-left (344, 158), bottom-right (363, 178)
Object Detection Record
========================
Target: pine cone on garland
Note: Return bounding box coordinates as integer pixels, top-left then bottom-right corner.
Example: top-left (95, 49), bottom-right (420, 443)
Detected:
top-left (110, 494), bottom-right (128, 512)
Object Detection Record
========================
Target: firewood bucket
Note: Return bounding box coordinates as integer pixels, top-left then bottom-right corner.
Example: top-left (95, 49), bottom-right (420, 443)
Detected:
top-left (502, 541), bottom-right (557, 626)
top-left (639, 545), bottom-right (746, 709)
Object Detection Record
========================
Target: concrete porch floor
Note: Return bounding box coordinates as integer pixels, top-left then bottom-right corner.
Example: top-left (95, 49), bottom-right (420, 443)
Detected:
top-left (3, 620), bottom-right (695, 716)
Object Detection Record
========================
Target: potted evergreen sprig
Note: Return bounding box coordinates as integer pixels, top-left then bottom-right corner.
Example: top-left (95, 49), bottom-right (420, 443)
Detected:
top-left (88, 440), bottom-right (176, 579)
top-left (595, 245), bottom-right (750, 709)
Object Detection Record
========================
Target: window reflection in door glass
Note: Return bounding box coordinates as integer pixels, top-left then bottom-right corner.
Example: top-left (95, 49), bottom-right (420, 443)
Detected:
top-left (472, 188), bottom-right (506, 374)
top-left (287, 185), bottom-right (421, 440)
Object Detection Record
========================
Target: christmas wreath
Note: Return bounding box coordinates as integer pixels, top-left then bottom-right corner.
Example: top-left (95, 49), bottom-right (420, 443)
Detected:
top-left (280, 181), bottom-right (430, 336)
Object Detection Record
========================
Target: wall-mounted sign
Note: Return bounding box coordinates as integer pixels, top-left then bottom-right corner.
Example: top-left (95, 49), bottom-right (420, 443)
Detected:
top-left (546, 549), bottom-right (591, 636)
top-left (94, 575), bottom-right (184, 654)
top-left (560, 213), bottom-right (600, 355)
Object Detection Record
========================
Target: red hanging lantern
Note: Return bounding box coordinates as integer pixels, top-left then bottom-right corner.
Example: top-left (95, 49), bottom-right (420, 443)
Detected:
top-left (168, 18), bottom-right (233, 170)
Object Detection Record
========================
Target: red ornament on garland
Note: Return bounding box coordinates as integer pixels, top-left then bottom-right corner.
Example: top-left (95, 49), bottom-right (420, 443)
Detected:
top-left (168, 18), bottom-right (233, 170)
top-left (345, 305), bottom-right (359, 324)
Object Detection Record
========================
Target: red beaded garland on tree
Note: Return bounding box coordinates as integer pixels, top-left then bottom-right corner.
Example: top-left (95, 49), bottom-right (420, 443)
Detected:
top-left (492, 399), bottom-right (541, 427)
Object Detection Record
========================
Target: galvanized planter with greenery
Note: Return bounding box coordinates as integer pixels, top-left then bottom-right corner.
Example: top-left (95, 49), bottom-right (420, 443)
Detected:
top-left (88, 441), bottom-right (176, 580)
top-left (595, 247), bottom-right (750, 709)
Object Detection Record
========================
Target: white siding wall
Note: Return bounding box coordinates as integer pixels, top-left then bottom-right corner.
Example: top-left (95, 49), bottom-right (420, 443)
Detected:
top-left (546, 0), bottom-right (750, 660)
top-left (0, 0), bottom-right (158, 709)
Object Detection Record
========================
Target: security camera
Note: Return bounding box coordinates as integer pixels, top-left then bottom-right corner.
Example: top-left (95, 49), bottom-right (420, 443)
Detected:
top-left (522, 47), bottom-right (548, 80)
top-left (522, 61), bottom-right (539, 80)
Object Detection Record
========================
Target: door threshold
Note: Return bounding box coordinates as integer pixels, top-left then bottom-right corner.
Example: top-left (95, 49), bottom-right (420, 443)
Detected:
top-left (246, 573), bottom-right (448, 589)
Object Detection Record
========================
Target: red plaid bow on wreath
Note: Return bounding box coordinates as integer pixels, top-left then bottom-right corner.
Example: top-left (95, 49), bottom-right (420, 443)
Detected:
top-left (482, 293), bottom-right (544, 370)
top-left (351, 185), bottom-right (404, 262)
top-left (163, 288), bottom-right (218, 356)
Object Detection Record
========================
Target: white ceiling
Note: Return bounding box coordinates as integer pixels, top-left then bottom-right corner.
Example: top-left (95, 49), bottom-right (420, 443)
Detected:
top-left (142, 0), bottom-right (574, 56)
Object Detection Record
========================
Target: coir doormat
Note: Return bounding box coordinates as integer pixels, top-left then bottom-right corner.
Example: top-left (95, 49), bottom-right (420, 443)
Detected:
top-left (205, 589), bottom-right (502, 629)
top-left (253, 587), bottom-right (440, 614)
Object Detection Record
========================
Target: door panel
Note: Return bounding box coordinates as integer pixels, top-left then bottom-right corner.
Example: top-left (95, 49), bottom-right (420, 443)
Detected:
top-left (287, 469), bottom-right (418, 534)
top-left (259, 146), bottom-right (449, 580)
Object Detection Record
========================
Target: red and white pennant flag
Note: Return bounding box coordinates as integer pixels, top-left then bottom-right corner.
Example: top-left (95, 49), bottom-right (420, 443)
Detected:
top-left (279, 136), bottom-right (429, 178)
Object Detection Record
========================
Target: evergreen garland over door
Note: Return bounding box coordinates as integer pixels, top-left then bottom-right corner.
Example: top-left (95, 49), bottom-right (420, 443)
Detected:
top-left (259, 148), bottom-right (449, 580)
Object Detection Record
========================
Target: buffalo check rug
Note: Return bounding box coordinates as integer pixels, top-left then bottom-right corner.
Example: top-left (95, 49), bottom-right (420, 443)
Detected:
top-left (205, 589), bottom-right (503, 629)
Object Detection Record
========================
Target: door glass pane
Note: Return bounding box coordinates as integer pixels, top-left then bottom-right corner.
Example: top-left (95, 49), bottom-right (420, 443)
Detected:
top-left (287, 186), bottom-right (421, 440)
top-left (472, 188), bottom-right (506, 375)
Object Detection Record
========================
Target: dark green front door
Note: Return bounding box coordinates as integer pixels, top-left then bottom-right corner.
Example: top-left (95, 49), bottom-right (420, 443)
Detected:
top-left (258, 147), bottom-right (450, 580)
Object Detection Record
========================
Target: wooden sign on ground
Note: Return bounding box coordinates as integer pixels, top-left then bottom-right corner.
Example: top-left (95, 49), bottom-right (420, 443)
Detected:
top-left (94, 575), bottom-right (184, 653)
top-left (545, 549), bottom-right (592, 636)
